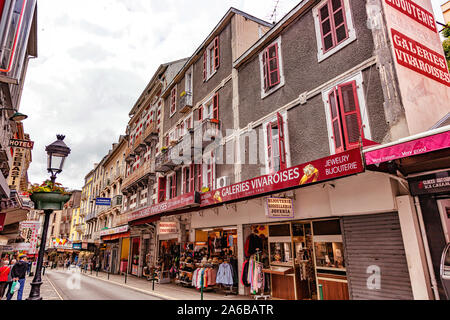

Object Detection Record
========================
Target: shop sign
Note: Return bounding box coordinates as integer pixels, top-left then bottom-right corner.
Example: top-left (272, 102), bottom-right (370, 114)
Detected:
top-left (82, 242), bottom-right (88, 250)
top-left (95, 198), bottom-right (111, 206)
top-left (19, 221), bottom-right (40, 255)
top-left (201, 148), bottom-right (364, 207)
top-left (72, 243), bottom-right (82, 250)
top-left (365, 131), bottom-right (450, 165)
top-left (7, 148), bottom-right (25, 191)
top-left (51, 238), bottom-right (72, 250)
top-left (12, 243), bottom-right (31, 251)
top-left (9, 139), bottom-right (34, 150)
top-left (0, 212), bottom-right (6, 232)
top-left (128, 191), bottom-right (200, 222)
top-left (131, 265), bottom-right (138, 276)
top-left (384, 0), bottom-right (436, 32)
top-left (100, 225), bottom-right (129, 237)
top-left (265, 197), bottom-right (294, 219)
top-left (408, 171), bottom-right (450, 196)
top-left (0, 245), bottom-right (14, 252)
top-left (391, 29), bottom-right (450, 86)
top-left (159, 222), bottom-right (178, 234)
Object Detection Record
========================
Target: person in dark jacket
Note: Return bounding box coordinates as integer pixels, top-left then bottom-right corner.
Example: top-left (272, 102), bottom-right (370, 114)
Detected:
top-left (7, 255), bottom-right (28, 300)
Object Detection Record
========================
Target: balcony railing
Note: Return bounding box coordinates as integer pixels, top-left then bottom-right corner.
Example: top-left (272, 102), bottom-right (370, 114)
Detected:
top-left (179, 92), bottom-right (193, 114)
top-left (122, 161), bottom-right (154, 190)
top-left (143, 122), bottom-right (158, 145)
top-left (194, 119), bottom-right (221, 150)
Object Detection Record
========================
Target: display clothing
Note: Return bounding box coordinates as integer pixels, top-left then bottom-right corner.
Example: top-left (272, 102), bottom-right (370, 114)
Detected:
top-left (245, 234), bottom-right (263, 258)
top-left (216, 263), bottom-right (234, 286)
top-left (241, 259), bottom-right (250, 287)
top-left (247, 257), bottom-right (265, 294)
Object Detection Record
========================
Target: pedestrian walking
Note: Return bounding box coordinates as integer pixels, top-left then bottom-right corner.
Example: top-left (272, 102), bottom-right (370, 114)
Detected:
top-left (0, 260), bottom-right (11, 299)
top-left (27, 260), bottom-right (32, 276)
top-left (5, 259), bottom-right (16, 300)
top-left (7, 255), bottom-right (28, 300)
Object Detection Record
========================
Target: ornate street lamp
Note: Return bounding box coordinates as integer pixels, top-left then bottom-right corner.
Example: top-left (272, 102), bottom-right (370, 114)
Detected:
top-left (27, 135), bottom-right (71, 301)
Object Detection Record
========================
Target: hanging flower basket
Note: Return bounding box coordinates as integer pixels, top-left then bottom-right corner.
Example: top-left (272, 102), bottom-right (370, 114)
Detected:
top-left (27, 180), bottom-right (72, 210)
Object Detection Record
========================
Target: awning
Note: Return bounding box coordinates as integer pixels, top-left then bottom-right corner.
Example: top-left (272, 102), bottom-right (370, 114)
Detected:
top-left (365, 126), bottom-right (450, 166)
top-left (102, 232), bottom-right (130, 241)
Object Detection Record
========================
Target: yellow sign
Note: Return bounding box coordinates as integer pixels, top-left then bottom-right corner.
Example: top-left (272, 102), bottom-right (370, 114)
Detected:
top-left (8, 147), bottom-right (25, 190)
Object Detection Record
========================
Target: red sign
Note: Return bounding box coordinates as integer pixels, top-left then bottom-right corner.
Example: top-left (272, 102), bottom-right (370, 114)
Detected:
top-left (201, 149), bottom-right (364, 207)
top-left (385, 0), bottom-right (436, 32)
top-left (128, 191), bottom-right (200, 222)
top-left (0, 212), bottom-right (6, 231)
top-left (391, 29), bottom-right (450, 87)
top-left (365, 130), bottom-right (450, 165)
top-left (9, 139), bottom-right (34, 150)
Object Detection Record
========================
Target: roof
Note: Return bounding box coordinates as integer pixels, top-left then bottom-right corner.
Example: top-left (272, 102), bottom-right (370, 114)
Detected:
top-left (102, 135), bottom-right (128, 167)
top-left (162, 7), bottom-right (273, 98)
top-left (234, 0), bottom-right (315, 69)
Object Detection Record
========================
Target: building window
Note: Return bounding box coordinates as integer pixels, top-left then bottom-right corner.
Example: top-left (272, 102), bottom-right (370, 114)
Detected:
top-left (170, 87), bottom-right (177, 117)
top-left (265, 113), bottom-right (288, 174)
top-left (259, 37), bottom-right (285, 99)
top-left (167, 173), bottom-right (177, 200)
top-left (322, 73), bottom-right (372, 155)
top-left (313, 0), bottom-right (356, 62)
top-left (202, 93), bottom-right (219, 122)
top-left (203, 36), bottom-right (220, 81)
top-left (182, 165), bottom-right (195, 194)
top-left (202, 152), bottom-right (215, 190)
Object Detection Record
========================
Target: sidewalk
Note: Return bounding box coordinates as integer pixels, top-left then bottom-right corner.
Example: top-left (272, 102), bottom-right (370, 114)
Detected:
top-left (3, 273), bottom-right (62, 301)
top-left (81, 269), bottom-right (253, 300)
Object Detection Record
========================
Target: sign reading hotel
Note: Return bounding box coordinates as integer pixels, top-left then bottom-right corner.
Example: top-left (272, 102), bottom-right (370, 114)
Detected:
top-left (201, 148), bottom-right (364, 207)
top-left (159, 222), bottom-right (178, 234)
top-left (265, 198), bottom-right (294, 219)
top-left (9, 139), bottom-right (34, 150)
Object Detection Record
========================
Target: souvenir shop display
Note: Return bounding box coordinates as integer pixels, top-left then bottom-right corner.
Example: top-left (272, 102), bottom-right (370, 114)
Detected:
top-left (157, 239), bottom-right (180, 284)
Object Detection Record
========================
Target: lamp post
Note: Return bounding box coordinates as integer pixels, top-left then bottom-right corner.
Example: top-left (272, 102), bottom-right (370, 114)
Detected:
top-left (0, 107), bottom-right (28, 122)
top-left (27, 135), bottom-right (71, 300)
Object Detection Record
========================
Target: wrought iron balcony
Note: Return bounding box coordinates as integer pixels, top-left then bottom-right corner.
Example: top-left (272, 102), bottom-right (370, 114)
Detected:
top-left (179, 92), bottom-right (193, 114)
top-left (122, 161), bottom-right (155, 191)
top-left (193, 119), bottom-right (221, 149)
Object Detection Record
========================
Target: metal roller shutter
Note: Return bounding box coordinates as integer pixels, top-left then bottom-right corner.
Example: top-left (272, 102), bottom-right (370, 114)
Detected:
top-left (342, 213), bottom-right (414, 300)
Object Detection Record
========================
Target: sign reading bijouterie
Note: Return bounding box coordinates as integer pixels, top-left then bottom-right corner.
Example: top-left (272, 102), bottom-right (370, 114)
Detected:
top-left (201, 148), bottom-right (364, 206)
top-left (391, 29), bottom-right (450, 86)
top-left (159, 222), bottom-right (178, 234)
top-left (128, 191), bottom-right (200, 222)
top-left (265, 198), bottom-right (294, 219)
top-left (100, 225), bottom-right (129, 237)
top-left (385, 0), bottom-right (436, 32)
top-left (9, 139), bottom-right (34, 149)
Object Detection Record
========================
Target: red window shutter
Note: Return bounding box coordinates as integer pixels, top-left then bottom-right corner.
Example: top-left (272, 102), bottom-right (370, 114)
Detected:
top-left (319, 0), bottom-right (348, 53)
top-left (189, 164), bottom-right (195, 193)
top-left (266, 123), bottom-right (274, 172)
top-left (158, 177), bottom-right (166, 203)
top-left (337, 81), bottom-right (363, 150)
top-left (171, 87), bottom-right (177, 114)
top-left (171, 174), bottom-right (177, 198)
top-left (277, 113), bottom-right (287, 170)
top-left (203, 51), bottom-right (207, 81)
top-left (196, 164), bottom-right (203, 191)
top-left (328, 89), bottom-right (345, 153)
top-left (267, 43), bottom-right (281, 88)
top-left (214, 36), bottom-right (220, 70)
top-left (262, 50), bottom-right (269, 91)
top-left (213, 92), bottom-right (219, 121)
top-left (199, 105), bottom-right (203, 122)
top-left (182, 167), bottom-right (187, 194)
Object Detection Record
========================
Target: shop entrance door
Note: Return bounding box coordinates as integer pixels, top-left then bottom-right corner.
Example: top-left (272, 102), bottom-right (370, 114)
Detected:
top-left (111, 248), bottom-right (118, 274)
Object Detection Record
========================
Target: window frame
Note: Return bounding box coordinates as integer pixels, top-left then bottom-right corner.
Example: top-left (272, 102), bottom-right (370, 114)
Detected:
top-left (263, 111), bottom-right (291, 175)
top-left (322, 72), bottom-right (372, 155)
top-left (259, 37), bottom-right (285, 99)
top-left (313, 0), bottom-right (356, 63)
top-left (203, 36), bottom-right (220, 82)
top-left (170, 86), bottom-right (177, 117)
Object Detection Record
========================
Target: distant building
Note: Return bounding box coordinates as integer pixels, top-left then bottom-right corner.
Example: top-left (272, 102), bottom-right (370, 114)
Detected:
top-left (443, 1), bottom-right (450, 24)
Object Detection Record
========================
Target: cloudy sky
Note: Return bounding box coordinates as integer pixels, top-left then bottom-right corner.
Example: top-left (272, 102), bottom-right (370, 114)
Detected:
top-left (20, 0), bottom-right (447, 190)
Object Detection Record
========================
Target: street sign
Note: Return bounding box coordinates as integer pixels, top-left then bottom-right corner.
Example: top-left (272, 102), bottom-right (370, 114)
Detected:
top-left (96, 198), bottom-right (111, 206)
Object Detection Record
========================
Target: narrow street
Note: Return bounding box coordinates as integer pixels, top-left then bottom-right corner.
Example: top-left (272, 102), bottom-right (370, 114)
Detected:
top-left (45, 269), bottom-right (164, 300)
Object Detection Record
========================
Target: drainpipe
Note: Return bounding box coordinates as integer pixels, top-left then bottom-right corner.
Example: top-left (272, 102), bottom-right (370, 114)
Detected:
top-left (414, 196), bottom-right (440, 300)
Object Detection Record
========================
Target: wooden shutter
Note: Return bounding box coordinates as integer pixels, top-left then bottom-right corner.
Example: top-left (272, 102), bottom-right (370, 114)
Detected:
top-left (171, 174), bottom-right (177, 199)
top-left (214, 36), bottom-right (220, 70)
top-left (203, 51), bottom-right (207, 81)
top-left (196, 164), bottom-right (202, 191)
top-left (328, 89), bottom-right (345, 154)
top-left (213, 92), bottom-right (219, 121)
top-left (158, 177), bottom-right (166, 203)
top-left (199, 105), bottom-right (203, 122)
top-left (277, 113), bottom-right (287, 170)
top-left (318, 0), bottom-right (335, 52)
top-left (171, 87), bottom-right (177, 114)
top-left (337, 81), bottom-right (363, 150)
top-left (266, 123), bottom-right (274, 173)
top-left (262, 50), bottom-right (269, 91)
top-left (267, 43), bottom-right (281, 88)
top-left (189, 164), bottom-right (195, 193)
top-left (182, 167), bottom-right (187, 194)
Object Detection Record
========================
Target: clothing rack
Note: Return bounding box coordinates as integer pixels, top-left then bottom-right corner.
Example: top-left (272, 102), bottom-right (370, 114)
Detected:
top-left (252, 249), bottom-right (270, 300)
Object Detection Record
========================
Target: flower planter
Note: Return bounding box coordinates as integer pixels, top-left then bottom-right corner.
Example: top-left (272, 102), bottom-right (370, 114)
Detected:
top-left (30, 192), bottom-right (71, 210)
